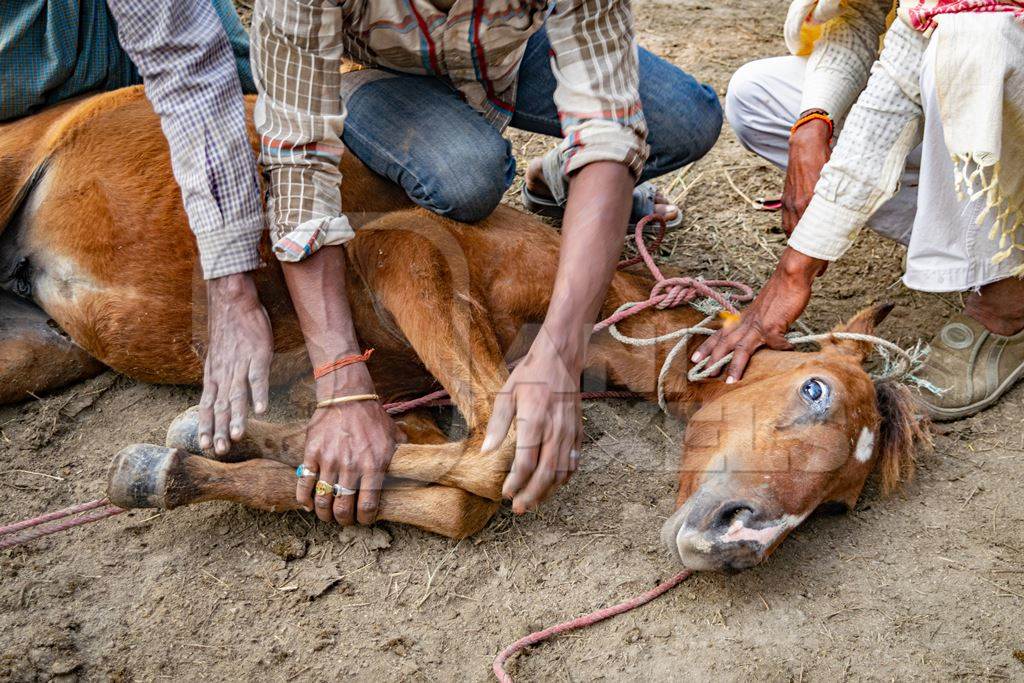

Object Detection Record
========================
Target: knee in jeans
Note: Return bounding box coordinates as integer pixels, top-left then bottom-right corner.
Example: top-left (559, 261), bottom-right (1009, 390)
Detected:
top-left (690, 89), bottom-right (724, 161)
top-left (654, 85), bottom-right (723, 171)
top-left (420, 141), bottom-right (511, 223)
top-left (441, 181), bottom-right (505, 223)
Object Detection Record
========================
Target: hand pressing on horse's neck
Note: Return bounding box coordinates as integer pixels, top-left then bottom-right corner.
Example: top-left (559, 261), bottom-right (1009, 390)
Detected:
top-left (692, 247), bottom-right (827, 383)
top-left (198, 273), bottom-right (273, 455)
top-left (484, 161), bottom-right (633, 513)
top-left (283, 246), bottom-right (399, 527)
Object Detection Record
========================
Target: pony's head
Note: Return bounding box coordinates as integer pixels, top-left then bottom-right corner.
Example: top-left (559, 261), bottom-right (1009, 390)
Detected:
top-left (663, 304), bottom-right (929, 571)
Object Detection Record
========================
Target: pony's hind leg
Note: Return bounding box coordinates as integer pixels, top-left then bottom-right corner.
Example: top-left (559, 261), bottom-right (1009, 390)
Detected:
top-left (107, 444), bottom-right (498, 539)
top-left (0, 291), bottom-right (104, 404)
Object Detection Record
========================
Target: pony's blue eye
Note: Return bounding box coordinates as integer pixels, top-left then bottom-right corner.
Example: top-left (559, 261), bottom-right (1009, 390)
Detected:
top-left (799, 378), bottom-right (830, 405)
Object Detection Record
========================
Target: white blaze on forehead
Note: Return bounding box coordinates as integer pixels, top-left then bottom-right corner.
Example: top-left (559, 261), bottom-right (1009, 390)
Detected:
top-left (854, 427), bottom-right (875, 463)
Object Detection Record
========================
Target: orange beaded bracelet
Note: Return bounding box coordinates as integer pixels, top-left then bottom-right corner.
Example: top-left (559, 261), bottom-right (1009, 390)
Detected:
top-left (313, 348), bottom-right (374, 380)
top-left (790, 111), bottom-right (834, 138)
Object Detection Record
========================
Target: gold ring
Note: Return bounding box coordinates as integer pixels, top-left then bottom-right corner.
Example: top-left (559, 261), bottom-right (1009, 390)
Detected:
top-left (315, 480), bottom-right (333, 496)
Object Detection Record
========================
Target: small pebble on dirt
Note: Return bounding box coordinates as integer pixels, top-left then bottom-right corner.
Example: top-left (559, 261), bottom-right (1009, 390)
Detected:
top-left (50, 658), bottom-right (81, 676)
top-left (270, 536), bottom-right (308, 561)
top-left (381, 636), bottom-right (411, 657)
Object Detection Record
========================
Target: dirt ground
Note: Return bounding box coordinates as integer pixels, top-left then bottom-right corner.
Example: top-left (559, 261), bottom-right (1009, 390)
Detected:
top-left (2, 1), bottom-right (1023, 680)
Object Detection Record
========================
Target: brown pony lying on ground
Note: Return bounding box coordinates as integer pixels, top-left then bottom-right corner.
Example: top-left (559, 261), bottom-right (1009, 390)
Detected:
top-left (0, 87), bottom-right (928, 571)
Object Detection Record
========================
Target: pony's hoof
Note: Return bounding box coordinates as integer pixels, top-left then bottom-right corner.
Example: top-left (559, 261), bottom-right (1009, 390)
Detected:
top-left (106, 444), bottom-right (183, 509)
top-left (165, 406), bottom-right (203, 454)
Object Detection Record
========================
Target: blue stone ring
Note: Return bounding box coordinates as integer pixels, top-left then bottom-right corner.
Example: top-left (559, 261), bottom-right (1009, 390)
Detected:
top-left (296, 464), bottom-right (318, 479)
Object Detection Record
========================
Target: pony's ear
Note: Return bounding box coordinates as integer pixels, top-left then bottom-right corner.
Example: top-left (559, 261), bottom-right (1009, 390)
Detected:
top-left (825, 302), bottom-right (895, 360)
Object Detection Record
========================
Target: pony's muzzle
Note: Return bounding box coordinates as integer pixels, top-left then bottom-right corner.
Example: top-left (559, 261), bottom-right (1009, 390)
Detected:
top-left (662, 489), bottom-right (791, 572)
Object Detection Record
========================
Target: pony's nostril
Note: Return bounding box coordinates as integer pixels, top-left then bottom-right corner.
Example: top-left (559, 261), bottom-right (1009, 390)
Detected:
top-left (711, 502), bottom-right (755, 533)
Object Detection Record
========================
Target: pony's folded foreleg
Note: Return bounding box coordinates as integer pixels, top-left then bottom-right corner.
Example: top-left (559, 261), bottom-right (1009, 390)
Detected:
top-left (106, 444), bottom-right (499, 539)
top-left (164, 408), bottom-right (507, 500)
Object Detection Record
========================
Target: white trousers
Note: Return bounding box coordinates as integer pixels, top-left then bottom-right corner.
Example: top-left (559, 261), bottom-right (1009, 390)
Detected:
top-left (724, 53), bottom-right (1021, 292)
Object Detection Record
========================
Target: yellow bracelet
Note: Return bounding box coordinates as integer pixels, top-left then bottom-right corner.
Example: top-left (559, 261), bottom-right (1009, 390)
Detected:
top-left (315, 394), bottom-right (380, 409)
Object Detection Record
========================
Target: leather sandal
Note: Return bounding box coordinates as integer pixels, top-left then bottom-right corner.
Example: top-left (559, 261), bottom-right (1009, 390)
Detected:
top-left (522, 151), bottom-right (683, 231)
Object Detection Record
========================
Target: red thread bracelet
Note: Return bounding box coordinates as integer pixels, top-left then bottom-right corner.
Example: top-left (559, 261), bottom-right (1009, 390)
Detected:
top-left (313, 348), bottom-right (374, 380)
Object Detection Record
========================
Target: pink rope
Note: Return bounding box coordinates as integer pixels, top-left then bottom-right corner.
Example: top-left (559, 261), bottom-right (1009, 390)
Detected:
top-left (384, 390), bottom-right (643, 416)
top-left (492, 569), bottom-right (695, 682)
top-left (384, 389), bottom-right (452, 415)
top-left (0, 498), bottom-right (124, 551)
top-left (596, 215), bottom-right (753, 333)
top-left (0, 498), bottom-right (110, 536)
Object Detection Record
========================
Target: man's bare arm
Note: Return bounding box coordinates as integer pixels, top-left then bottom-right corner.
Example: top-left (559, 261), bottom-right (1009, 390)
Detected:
top-left (283, 247), bottom-right (398, 526)
top-left (484, 161), bottom-right (633, 513)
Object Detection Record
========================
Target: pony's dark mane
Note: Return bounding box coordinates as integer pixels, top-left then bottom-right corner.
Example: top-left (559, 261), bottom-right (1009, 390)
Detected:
top-left (873, 380), bottom-right (932, 494)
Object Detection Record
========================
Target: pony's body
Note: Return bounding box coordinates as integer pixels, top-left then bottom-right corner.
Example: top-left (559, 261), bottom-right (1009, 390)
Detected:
top-left (0, 88), bottom-right (924, 570)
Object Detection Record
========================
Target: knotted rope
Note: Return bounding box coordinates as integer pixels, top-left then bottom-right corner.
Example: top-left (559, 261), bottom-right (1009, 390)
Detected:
top-left (600, 216), bottom-right (928, 411)
top-left (385, 214), bottom-right (754, 416)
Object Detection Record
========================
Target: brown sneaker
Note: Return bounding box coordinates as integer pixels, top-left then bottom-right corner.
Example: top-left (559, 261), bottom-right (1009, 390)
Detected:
top-left (916, 314), bottom-right (1024, 421)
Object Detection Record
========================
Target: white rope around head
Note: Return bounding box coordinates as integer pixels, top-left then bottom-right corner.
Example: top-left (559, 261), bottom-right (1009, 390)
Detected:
top-left (605, 301), bottom-right (933, 414)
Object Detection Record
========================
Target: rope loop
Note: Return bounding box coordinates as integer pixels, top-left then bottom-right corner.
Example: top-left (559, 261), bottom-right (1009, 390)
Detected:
top-left (600, 213), bottom-right (929, 411)
top-left (616, 214), bottom-right (753, 316)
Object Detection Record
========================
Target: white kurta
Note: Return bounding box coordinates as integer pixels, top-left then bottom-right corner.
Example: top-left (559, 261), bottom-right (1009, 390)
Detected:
top-left (726, 19), bottom-right (1024, 292)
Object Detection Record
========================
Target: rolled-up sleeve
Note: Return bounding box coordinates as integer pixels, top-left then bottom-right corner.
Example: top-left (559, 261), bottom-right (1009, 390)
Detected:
top-left (541, 0), bottom-right (649, 188)
top-left (106, 0), bottom-right (264, 280)
top-left (251, 0), bottom-right (352, 262)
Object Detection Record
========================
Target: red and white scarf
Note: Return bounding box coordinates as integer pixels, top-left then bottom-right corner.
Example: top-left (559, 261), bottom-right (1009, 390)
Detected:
top-left (899, 0), bottom-right (1024, 32)
top-left (784, 0), bottom-right (1024, 53)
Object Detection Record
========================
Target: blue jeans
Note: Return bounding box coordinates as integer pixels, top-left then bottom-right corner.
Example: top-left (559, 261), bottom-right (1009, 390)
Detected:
top-left (341, 28), bottom-right (723, 223)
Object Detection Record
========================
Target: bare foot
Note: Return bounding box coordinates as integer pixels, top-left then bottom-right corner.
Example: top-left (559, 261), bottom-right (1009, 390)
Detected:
top-left (525, 158), bottom-right (679, 223)
top-left (965, 276), bottom-right (1024, 336)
